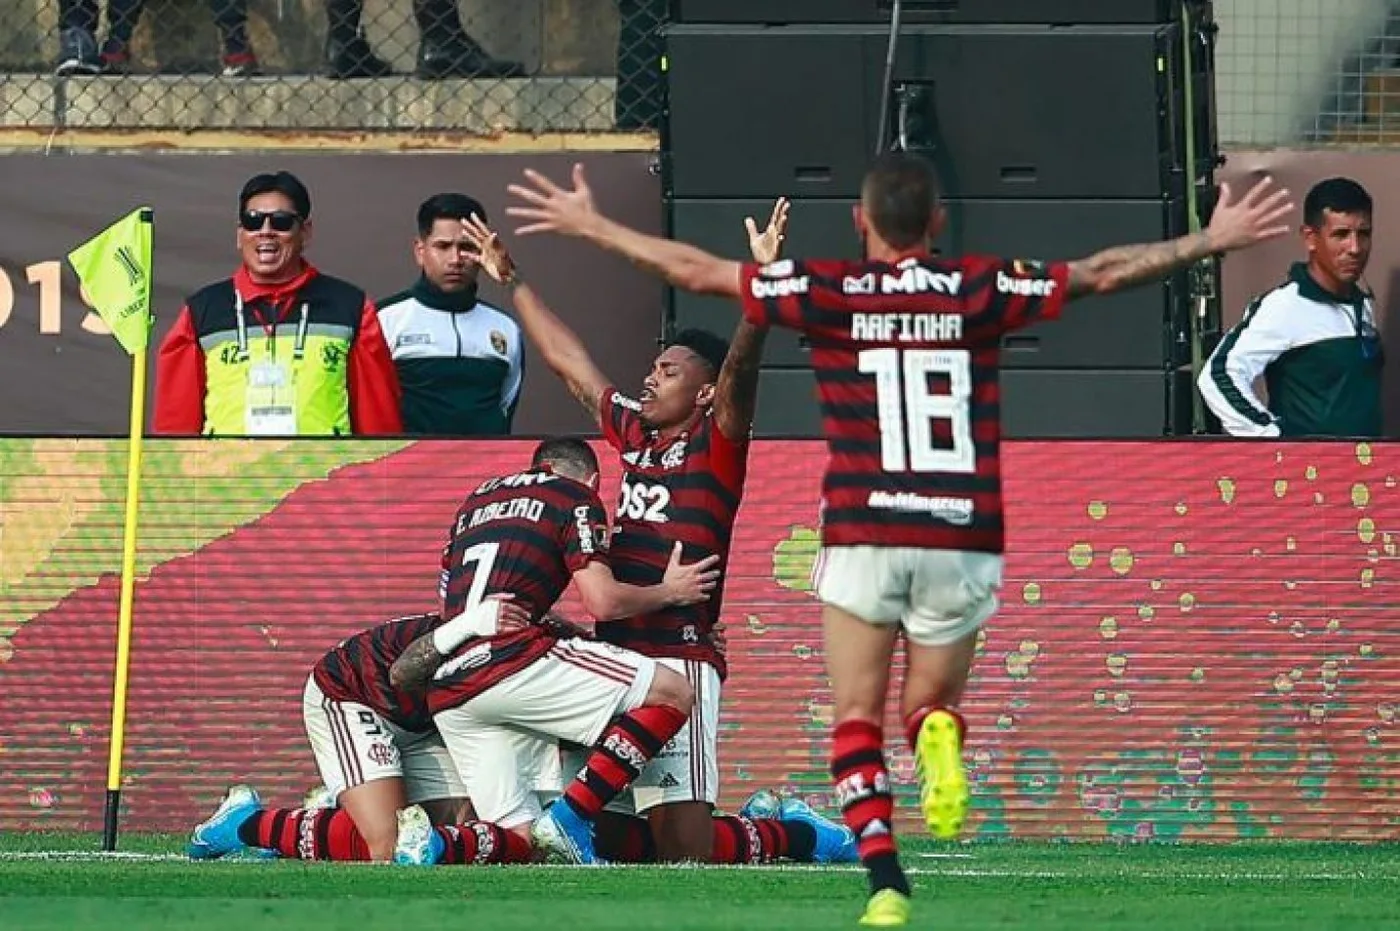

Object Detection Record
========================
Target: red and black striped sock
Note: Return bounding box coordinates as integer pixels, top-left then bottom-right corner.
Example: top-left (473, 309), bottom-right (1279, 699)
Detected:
top-left (831, 719), bottom-right (909, 896)
top-left (903, 705), bottom-right (967, 750)
top-left (237, 808), bottom-right (370, 861)
top-left (594, 815), bottom-right (656, 863)
top-left (433, 822), bottom-right (534, 864)
top-left (562, 704), bottom-right (688, 820)
top-left (709, 815), bottom-right (817, 864)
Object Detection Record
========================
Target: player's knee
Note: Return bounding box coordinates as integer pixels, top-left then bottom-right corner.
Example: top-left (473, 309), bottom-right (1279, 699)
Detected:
top-left (645, 666), bottom-right (694, 716)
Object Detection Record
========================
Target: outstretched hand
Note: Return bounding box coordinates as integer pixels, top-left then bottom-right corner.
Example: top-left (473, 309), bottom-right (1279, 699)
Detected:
top-left (506, 163), bottom-right (600, 237)
top-left (1206, 176), bottom-right (1295, 254)
top-left (460, 214), bottom-right (517, 284)
top-left (746, 197), bottom-right (791, 265)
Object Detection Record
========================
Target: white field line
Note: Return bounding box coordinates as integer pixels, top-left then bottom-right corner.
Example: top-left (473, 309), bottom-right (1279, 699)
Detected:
top-left (0, 850), bottom-right (1384, 881)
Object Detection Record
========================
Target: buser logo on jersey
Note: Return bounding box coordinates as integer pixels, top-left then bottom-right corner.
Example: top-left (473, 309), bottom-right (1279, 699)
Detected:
top-left (996, 270), bottom-right (1056, 297)
top-left (574, 505), bottom-right (596, 555)
top-left (750, 275), bottom-right (809, 300)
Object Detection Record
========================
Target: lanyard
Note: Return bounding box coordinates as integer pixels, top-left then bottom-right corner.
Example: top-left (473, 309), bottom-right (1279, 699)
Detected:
top-left (234, 291), bottom-right (311, 361)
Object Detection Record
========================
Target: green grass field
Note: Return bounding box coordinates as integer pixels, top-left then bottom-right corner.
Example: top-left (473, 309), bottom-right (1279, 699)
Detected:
top-left (1, 833), bottom-right (1398, 930)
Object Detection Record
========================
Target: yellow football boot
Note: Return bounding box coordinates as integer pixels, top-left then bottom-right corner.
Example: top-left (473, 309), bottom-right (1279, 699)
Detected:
top-left (915, 709), bottom-right (969, 840)
top-left (858, 888), bottom-right (912, 927)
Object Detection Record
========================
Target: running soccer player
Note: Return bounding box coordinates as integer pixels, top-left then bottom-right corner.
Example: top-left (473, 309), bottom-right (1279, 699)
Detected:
top-left (504, 154), bottom-right (1293, 924)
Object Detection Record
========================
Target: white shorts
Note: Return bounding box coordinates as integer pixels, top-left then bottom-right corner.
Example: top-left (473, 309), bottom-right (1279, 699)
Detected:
top-left (562, 657), bottom-right (722, 814)
top-left (433, 639), bottom-right (656, 828)
top-left (813, 546), bottom-right (1004, 646)
top-left (302, 676), bottom-right (467, 805)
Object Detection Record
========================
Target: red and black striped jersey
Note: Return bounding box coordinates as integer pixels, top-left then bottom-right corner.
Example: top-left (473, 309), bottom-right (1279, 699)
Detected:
top-left (739, 255), bottom-right (1069, 553)
top-left (429, 468), bottom-right (612, 712)
top-left (312, 612), bottom-right (441, 733)
top-left (595, 388), bottom-right (749, 679)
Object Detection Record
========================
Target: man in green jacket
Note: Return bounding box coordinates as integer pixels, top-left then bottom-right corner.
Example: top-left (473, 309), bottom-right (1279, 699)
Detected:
top-left (1200, 177), bottom-right (1382, 437)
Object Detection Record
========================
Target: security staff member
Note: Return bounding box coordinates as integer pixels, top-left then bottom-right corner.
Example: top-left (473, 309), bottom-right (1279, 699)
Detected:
top-left (154, 171), bottom-right (402, 436)
top-left (1200, 177), bottom-right (1383, 438)
top-left (376, 194), bottom-right (523, 436)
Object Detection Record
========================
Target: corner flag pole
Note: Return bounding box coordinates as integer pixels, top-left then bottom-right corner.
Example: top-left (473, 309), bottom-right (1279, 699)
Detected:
top-left (102, 322), bottom-right (148, 851)
top-left (66, 206), bottom-right (155, 851)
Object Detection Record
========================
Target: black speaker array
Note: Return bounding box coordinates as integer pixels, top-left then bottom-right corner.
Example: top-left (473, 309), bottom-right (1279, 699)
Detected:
top-left (662, 0), bottom-right (1221, 437)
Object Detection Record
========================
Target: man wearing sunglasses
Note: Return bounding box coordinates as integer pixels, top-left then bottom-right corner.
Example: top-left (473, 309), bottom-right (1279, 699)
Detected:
top-left (154, 171), bottom-right (403, 436)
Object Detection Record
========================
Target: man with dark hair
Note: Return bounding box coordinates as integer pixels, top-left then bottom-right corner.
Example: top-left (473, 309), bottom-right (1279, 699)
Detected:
top-left (187, 434), bottom-right (720, 867)
top-left (387, 435), bottom-right (721, 865)
top-left (455, 205), bottom-right (856, 868)
top-left (1200, 176), bottom-right (1382, 437)
top-left (155, 171), bottom-right (402, 436)
top-left (506, 154), bottom-right (1292, 925)
top-left (376, 194), bottom-right (524, 436)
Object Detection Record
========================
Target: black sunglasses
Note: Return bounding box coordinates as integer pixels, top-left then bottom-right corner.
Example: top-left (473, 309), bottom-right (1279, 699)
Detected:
top-left (240, 209), bottom-right (301, 233)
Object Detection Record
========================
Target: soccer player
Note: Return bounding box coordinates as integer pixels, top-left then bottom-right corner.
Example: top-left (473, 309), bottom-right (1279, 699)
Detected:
top-left (387, 436), bottom-right (722, 864)
top-left (187, 604), bottom-right (543, 866)
top-left (188, 437), bottom-right (719, 867)
top-left (504, 154), bottom-right (1293, 923)
top-left (456, 210), bottom-right (858, 867)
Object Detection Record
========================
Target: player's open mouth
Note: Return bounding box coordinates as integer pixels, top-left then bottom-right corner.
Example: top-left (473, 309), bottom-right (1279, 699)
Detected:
top-left (639, 389), bottom-right (656, 403)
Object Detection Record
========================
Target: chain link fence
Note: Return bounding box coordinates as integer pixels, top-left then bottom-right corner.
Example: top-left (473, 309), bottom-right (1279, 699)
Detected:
top-left (0, 0), bottom-right (666, 134)
top-left (4, 1), bottom-right (1400, 142)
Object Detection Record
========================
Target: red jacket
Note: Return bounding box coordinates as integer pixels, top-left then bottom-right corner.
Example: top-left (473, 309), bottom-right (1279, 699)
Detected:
top-left (154, 263), bottom-right (402, 435)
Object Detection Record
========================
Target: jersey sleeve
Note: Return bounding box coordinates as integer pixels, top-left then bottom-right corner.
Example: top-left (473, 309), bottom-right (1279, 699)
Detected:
top-left (561, 489), bottom-right (612, 573)
top-left (598, 384), bottom-right (646, 452)
top-left (1196, 295), bottom-right (1290, 437)
top-left (738, 259), bottom-right (850, 333)
top-left (975, 258), bottom-right (1071, 334)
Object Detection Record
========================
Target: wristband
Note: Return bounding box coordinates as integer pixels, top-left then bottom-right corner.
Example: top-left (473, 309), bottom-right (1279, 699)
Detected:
top-left (431, 599), bottom-right (503, 654)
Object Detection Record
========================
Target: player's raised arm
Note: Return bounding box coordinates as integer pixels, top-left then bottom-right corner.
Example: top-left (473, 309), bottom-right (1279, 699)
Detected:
top-left (573, 541), bottom-right (720, 621)
top-left (1066, 176), bottom-right (1294, 299)
top-left (461, 214), bottom-right (613, 425)
top-left (713, 198), bottom-right (788, 442)
top-left (507, 164), bottom-right (744, 298)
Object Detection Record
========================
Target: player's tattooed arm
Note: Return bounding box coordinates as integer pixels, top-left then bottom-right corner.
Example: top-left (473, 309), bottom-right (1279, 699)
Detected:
top-left (389, 597), bottom-right (533, 692)
top-left (388, 633), bottom-right (444, 693)
top-left (1065, 233), bottom-right (1214, 299)
top-left (1066, 176), bottom-right (1293, 300)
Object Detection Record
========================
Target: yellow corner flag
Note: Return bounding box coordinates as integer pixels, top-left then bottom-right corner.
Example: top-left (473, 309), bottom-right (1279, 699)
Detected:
top-left (67, 207), bottom-right (154, 355)
top-left (68, 207), bottom-right (155, 852)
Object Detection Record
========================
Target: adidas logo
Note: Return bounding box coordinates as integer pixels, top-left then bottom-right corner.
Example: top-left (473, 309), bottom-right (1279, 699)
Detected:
top-left (657, 773), bottom-right (681, 789)
top-left (860, 819), bottom-right (890, 839)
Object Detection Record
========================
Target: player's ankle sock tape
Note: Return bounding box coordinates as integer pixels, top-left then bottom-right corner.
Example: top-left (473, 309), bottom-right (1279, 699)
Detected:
top-left (866, 851), bottom-right (912, 897)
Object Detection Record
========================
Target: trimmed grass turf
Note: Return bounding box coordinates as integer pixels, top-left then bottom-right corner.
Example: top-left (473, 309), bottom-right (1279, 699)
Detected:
top-left (2, 834), bottom-right (1398, 930)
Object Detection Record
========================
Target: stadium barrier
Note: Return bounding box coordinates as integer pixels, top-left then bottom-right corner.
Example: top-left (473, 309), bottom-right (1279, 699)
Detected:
top-left (2, 437), bottom-right (1397, 841)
